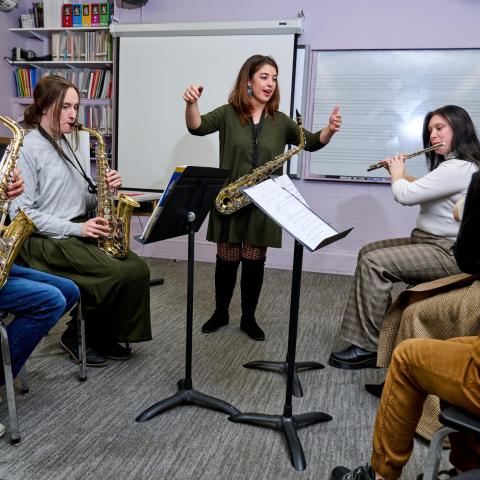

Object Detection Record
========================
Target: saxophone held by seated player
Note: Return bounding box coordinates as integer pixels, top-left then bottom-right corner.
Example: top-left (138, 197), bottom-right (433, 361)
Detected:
top-left (0, 115), bottom-right (36, 288)
top-left (215, 110), bottom-right (306, 215)
top-left (76, 124), bottom-right (139, 259)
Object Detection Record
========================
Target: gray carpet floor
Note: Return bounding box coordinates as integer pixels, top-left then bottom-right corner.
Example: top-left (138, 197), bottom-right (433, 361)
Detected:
top-left (0, 258), bottom-right (449, 479)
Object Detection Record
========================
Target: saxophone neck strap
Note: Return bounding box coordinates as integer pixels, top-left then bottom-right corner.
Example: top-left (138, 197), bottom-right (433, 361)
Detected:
top-left (37, 125), bottom-right (97, 194)
top-left (249, 110), bottom-right (265, 167)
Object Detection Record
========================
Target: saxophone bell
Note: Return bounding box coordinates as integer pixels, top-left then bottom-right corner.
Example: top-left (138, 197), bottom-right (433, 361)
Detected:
top-left (79, 124), bottom-right (139, 258)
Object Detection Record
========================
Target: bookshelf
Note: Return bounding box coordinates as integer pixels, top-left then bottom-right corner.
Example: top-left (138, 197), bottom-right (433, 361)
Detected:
top-left (8, 26), bottom-right (113, 135)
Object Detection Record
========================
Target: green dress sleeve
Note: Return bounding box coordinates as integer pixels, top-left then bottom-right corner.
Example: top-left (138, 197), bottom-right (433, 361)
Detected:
top-left (188, 105), bottom-right (228, 136)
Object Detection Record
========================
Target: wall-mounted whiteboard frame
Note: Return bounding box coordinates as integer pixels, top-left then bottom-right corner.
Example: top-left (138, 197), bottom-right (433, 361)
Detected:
top-left (111, 19), bottom-right (303, 191)
top-left (287, 44), bottom-right (312, 178)
top-left (305, 49), bottom-right (480, 183)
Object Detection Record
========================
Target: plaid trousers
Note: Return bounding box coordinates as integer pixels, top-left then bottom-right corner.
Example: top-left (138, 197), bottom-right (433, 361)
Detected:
top-left (339, 228), bottom-right (461, 351)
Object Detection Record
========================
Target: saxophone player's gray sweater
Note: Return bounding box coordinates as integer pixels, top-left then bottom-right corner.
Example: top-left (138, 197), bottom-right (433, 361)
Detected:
top-left (10, 129), bottom-right (97, 239)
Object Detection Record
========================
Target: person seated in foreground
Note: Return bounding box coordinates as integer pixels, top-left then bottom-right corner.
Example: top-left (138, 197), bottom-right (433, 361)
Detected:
top-left (1, 169), bottom-right (80, 437)
top-left (330, 172), bottom-right (480, 479)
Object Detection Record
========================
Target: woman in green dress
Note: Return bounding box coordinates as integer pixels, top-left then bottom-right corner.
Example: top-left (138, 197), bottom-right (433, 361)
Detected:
top-left (183, 54), bottom-right (342, 341)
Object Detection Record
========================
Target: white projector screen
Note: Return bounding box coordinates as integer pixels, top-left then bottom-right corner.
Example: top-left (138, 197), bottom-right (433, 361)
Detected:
top-left (115, 24), bottom-right (298, 191)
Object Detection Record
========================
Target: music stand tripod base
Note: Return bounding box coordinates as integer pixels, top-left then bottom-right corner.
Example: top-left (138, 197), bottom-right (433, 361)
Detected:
top-left (136, 379), bottom-right (239, 421)
top-left (229, 408), bottom-right (332, 471)
top-left (230, 240), bottom-right (335, 471)
top-left (134, 167), bottom-right (237, 425)
top-left (243, 360), bottom-right (325, 398)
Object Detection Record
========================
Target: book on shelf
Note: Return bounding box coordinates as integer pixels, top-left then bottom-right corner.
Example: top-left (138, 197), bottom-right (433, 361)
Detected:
top-left (82, 3), bottom-right (91, 26)
top-left (62, 4), bottom-right (73, 27)
top-left (50, 30), bottom-right (112, 62)
top-left (43, 0), bottom-right (63, 28)
top-left (91, 3), bottom-right (100, 26)
top-left (99, 2), bottom-right (109, 27)
top-left (14, 68), bottom-right (112, 100)
top-left (242, 175), bottom-right (353, 252)
top-left (72, 3), bottom-right (82, 27)
top-left (32, 2), bottom-right (44, 28)
top-left (139, 166), bottom-right (187, 242)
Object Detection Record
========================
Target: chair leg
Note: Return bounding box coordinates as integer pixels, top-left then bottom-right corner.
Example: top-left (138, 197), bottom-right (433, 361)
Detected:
top-left (0, 320), bottom-right (21, 444)
top-left (422, 425), bottom-right (457, 480)
top-left (19, 366), bottom-right (29, 395)
top-left (72, 300), bottom-right (87, 382)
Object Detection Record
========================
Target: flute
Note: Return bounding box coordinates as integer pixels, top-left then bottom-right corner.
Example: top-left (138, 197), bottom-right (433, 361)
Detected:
top-left (366, 143), bottom-right (446, 172)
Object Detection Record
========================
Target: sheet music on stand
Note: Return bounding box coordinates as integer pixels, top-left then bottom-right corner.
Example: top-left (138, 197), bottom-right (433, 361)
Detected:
top-left (243, 175), bottom-right (352, 252)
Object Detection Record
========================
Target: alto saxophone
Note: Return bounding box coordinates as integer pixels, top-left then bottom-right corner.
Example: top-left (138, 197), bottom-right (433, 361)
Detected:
top-left (76, 124), bottom-right (139, 259)
top-left (0, 115), bottom-right (36, 289)
top-left (215, 111), bottom-right (306, 215)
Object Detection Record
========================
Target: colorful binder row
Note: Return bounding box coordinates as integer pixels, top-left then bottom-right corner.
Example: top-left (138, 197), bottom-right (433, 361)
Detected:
top-left (14, 68), bottom-right (112, 100)
top-left (62, 2), bottom-right (113, 28)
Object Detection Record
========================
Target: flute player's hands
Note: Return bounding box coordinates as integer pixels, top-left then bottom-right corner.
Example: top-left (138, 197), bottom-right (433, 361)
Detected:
top-left (384, 154), bottom-right (406, 181)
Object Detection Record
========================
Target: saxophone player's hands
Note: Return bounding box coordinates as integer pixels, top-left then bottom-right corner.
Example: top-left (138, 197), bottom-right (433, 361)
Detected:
top-left (7, 168), bottom-right (24, 199)
top-left (106, 169), bottom-right (122, 189)
top-left (81, 217), bottom-right (111, 238)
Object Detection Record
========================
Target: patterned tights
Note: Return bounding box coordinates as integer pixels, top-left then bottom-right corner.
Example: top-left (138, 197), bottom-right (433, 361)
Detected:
top-left (217, 243), bottom-right (266, 261)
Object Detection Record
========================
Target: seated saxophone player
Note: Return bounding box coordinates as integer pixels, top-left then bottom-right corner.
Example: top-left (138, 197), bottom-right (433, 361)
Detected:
top-left (9, 75), bottom-right (152, 368)
top-left (183, 54), bottom-right (342, 341)
top-left (1, 168), bottom-right (80, 438)
top-left (329, 105), bottom-right (480, 370)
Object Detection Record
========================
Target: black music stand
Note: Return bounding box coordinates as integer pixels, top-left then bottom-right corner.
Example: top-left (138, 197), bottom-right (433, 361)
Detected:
top-left (229, 182), bottom-right (352, 470)
top-left (135, 166), bottom-right (239, 422)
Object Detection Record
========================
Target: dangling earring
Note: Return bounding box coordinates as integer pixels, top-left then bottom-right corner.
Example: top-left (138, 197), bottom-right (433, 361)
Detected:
top-left (247, 84), bottom-right (253, 97)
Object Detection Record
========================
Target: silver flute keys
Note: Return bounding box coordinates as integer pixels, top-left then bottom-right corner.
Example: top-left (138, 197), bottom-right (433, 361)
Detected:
top-left (366, 143), bottom-right (446, 172)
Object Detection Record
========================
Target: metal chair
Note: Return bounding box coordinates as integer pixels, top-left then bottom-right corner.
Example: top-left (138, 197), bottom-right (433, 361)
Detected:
top-left (422, 406), bottom-right (480, 480)
top-left (0, 299), bottom-right (87, 444)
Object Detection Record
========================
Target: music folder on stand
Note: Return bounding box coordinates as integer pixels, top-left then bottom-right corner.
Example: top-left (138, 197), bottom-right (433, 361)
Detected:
top-left (228, 177), bottom-right (352, 471)
top-left (135, 166), bottom-right (240, 423)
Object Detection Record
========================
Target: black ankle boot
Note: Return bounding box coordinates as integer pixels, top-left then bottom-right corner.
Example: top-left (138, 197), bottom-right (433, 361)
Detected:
top-left (201, 311), bottom-right (229, 333)
top-left (240, 316), bottom-right (265, 341)
top-left (201, 256), bottom-right (240, 334)
top-left (240, 257), bottom-right (266, 341)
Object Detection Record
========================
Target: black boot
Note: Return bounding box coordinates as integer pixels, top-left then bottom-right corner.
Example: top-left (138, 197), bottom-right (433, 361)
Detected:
top-left (240, 257), bottom-right (266, 341)
top-left (201, 256), bottom-right (240, 333)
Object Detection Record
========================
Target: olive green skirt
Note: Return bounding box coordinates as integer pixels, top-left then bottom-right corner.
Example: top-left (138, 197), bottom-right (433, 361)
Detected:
top-left (20, 235), bottom-right (152, 344)
top-left (207, 204), bottom-right (282, 248)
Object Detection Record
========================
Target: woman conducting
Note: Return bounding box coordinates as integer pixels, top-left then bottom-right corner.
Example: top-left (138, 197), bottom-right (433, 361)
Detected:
top-left (183, 54), bottom-right (342, 341)
top-left (329, 105), bottom-right (480, 370)
top-left (10, 75), bottom-right (152, 367)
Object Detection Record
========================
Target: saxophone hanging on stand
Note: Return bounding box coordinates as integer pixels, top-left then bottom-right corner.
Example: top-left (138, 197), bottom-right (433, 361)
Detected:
top-left (76, 124), bottom-right (139, 259)
top-left (0, 115), bottom-right (36, 289)
top-left (215, 110), bottom-right (306, 215)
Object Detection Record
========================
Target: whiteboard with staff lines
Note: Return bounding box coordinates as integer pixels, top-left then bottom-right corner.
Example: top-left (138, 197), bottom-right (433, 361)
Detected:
top-left (306, 49), bottom-right (480, 183)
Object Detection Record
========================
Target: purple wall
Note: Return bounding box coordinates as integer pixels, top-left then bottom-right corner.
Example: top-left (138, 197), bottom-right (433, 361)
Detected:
top-left (1, 0), bottom-right (478, 272)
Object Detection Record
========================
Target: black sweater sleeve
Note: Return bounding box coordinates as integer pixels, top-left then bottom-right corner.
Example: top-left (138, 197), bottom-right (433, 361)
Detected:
top-left (453, 171), bottom-right (480, 274)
